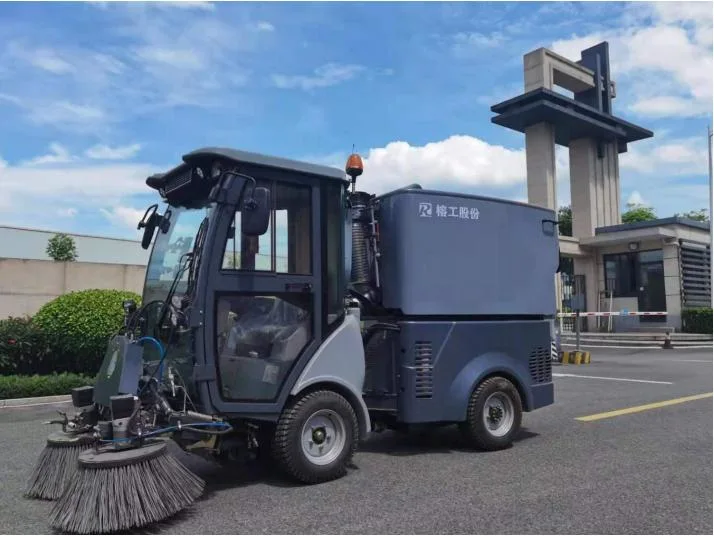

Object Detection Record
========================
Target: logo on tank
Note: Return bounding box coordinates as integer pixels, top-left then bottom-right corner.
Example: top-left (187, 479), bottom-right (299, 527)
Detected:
top-left (418, 202), bottom-right (479, 220)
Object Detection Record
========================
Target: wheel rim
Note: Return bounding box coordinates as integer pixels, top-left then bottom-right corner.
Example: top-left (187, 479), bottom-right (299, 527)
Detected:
top-left (300, 409), bottom-right (347, 466)
top-left (482, 392), bottom-right (515, 437)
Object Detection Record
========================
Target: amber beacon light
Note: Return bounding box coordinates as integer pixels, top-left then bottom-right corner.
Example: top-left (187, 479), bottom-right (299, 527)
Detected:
top-left (345, 152), bottom-right (363, 192)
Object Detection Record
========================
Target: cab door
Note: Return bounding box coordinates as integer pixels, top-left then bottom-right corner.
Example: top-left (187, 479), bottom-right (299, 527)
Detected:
top-left (199, 172), bottom-right (324, 418)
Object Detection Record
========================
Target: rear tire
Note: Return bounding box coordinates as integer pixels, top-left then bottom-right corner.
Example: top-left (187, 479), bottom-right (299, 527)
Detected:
top-left (272, 390), bottom-right (358, 484)
top-left (459, 376), bottom-right (522, 451)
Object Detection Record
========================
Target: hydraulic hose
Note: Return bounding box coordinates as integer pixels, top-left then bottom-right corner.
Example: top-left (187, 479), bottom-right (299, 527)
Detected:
top-left (137, 336), bottom-right (166, 380)
top-left (99, 421), bottom-right (234, 443)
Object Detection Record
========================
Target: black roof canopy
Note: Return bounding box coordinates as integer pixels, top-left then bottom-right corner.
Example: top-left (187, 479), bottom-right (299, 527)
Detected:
top-left (491, 88), bottom-right (653, 153)
top-left (183, 147), bottom-right (348, 182)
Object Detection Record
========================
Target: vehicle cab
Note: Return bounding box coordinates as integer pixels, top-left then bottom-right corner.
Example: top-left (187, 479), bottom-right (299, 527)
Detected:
top-left (136, 147), bottom-right (352, 422)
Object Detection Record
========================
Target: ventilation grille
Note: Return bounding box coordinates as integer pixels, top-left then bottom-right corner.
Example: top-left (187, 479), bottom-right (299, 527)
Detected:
top-left (414, 341), bottom-right (433, 399)
top-left (680, 240), bottom-right (711, 308)
top-left (529, 346), bottom-right (552, 384)
top-left (163, 168), bottom-right (193, 195)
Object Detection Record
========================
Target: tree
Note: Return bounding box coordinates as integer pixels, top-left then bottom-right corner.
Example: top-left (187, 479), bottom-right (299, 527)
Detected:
top-left (46, 233), bottom-right (78, 262)
top-left (621, 202), bottom-right (657, 224)
top-left (675, 208), bottom-right (709, 222)
top-left (558, 206), bottom-right (572, 236)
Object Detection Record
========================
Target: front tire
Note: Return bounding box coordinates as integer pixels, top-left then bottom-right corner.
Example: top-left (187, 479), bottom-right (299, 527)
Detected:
top-left (459, 376), bottom-right (522, 451)
top-left (272, 390), bottom-right (358, 484)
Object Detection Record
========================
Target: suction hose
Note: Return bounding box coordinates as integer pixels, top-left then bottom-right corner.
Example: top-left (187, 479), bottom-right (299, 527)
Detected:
top-left (349, 191), bottom-right (373, 295)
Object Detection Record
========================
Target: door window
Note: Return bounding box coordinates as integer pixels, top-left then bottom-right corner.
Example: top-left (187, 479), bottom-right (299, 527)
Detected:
top-left (222, 181), bottom-right (311, 275)
top-left (215, 294), bottom-right (313, 401)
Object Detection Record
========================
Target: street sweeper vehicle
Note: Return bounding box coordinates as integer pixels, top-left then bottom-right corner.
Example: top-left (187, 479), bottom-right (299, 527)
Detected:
top-left (25, 147), bottom-right (559, 534)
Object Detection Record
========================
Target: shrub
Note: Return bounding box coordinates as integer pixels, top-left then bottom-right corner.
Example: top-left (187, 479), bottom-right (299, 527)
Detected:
top-left (46, 233), bottom-right (78, 262)
top-left (33, 289), bottom-right (142, 375)
top-left (0, 373), bottom-right (95, 400)
top-left (681, 307), bottom-right (713, 334)
top-left (0, 316), bottom-right (52, 375)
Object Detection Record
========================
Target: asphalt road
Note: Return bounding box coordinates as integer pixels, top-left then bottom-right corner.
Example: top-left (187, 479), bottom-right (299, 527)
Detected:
top-left (1, 347), bottom-right (711, 534)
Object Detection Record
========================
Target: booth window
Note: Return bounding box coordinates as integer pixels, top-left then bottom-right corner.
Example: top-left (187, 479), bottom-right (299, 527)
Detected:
top-left (603, 249), bottom-right (664, 297)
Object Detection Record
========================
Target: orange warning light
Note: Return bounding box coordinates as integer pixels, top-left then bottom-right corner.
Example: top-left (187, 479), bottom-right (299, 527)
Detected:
top-left (345, 153), bottom-right (363, 179)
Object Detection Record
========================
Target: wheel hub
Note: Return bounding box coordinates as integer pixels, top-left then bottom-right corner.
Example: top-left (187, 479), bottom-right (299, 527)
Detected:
top-left (488, 405), bottom-right (504, 423)
top-left (482, 392), bottom-right (515, 438)
top-left (301, 410), bottom-right (346, 466)
top-left (312, 427), bottom-right (327, 444)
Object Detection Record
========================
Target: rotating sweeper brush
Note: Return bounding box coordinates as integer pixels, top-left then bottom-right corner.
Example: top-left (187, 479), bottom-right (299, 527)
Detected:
top-left (24, 387), bottom-right (96, 500)
top-left (24, 329), bottom-right (233, 534)
top-left (49, 439), bottom-right (204, 534)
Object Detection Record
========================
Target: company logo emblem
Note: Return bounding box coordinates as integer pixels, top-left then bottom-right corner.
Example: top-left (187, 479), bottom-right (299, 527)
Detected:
top-left (418, 202), bottom-right (432, 217)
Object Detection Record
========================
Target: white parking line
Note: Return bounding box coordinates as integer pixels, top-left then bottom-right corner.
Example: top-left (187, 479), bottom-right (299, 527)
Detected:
top-left (561, 343), bottom-right (662, 349)
top-left (561, 343), bottom-right (713, 350)
top-left (553, 372), bottom-right (673, 385)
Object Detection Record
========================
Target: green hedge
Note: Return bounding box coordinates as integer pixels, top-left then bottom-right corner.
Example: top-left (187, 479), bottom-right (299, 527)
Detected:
top-left (32, 289), bottom-right (141, 375)
top-left (0, 316), bottom-right (53, 375)
top-left (0, 373), bottom-right (95, 400)
top-left (681, 307), bottom-right (713, 334)
top-left (0, 289), bottom-right (141, 377)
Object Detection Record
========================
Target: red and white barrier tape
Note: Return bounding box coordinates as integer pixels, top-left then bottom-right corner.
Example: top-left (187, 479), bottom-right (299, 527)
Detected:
top-left (557, 311), bottom-right (667, 318)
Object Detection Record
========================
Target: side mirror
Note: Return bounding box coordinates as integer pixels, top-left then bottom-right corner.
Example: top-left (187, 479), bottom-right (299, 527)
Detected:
top-left (137, 205), bottom-right (172, 250)
top-left (140, 214), bottom-right (158, 249)
top-left (241, 186), bottom-right (271, 236)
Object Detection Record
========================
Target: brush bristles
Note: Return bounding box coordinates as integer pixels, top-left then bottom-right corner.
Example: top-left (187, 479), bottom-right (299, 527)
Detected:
top-left (24, 443), bottom-right (84, 500)
top-left (49, 449), bottom-right (205, 534)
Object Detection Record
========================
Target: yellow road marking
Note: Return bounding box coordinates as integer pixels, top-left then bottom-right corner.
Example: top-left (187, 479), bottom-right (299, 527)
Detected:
top-left (576, 392), bottom-right (713, 422)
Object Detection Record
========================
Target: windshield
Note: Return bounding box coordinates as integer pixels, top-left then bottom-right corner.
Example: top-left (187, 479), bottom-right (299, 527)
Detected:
top-left (138, 202), bottom-right (214, 394)
top-left (143, 203), bottom-right (215, 305)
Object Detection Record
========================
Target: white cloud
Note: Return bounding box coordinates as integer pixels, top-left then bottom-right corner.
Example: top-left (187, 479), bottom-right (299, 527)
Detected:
top-left (0, 4), bottom-right (272, 130)
top-left (626, 191), bottom-right (648, 206)
top-left (550, 1), bottom-right (712, 118)
top-left (629, 95), bottom-right (710, 118)
top-left (256, 21), bottom-right (275, 32)
top-left (0, 143), bottom-right (170, 236)
top-left (27, 101), bottom-right (105, 127)
top-left (134, 47), bottom-right (203, 70)
top-left (330, 135), bottom-right (527, 195)
top-left (0, 159), bottom-right (161, 215)
top-left (57, 207), bottom-right (78, 218)
top-left (21, 143), bottom-right (75, 166)
top-left (0, 93), bottom-right (22, 106)
top-left (272, 63), bottom-right (365, 91)
top-left (161, 1), bottom-right (215, 11)
top-left (452, 31), bottom-right (505, 55)
top-left (27, 48), bottom-right (75, 74)
top-left (620, 137), bottom-right (709, 175)
top-left (5, 42), bottom-right (75, 75)
top-left (85, 143), bottom-right (142, 160)
top-left (100, 206), bottom-right (146, 229)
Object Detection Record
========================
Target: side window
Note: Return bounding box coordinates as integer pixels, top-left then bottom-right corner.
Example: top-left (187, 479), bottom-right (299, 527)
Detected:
top-left (275, 182), bottom-right (311, 275)
top-left (222, 181), bottom-right (311, 274)
top-left (215, 294), bottom-right (313, 401)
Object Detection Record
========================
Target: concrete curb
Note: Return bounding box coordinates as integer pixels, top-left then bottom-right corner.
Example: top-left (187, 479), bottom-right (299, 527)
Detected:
top-left (0, 394), bottom-right (71, 409)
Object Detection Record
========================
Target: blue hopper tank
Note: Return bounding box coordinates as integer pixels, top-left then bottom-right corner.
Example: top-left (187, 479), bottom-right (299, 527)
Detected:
top-left (376, 187), bottom-right (559, 317)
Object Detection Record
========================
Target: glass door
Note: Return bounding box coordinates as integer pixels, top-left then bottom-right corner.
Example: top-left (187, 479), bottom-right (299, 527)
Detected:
top-left (202, 177), bottom-right (323, 414)
top-left (637, 250), bottom-right (666, 323)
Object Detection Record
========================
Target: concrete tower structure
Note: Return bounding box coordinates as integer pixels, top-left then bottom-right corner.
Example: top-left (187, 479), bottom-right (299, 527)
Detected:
top-left (491, 42), bottom-right (653, 234)
top-left (489, 42), bottom-right (712, 331)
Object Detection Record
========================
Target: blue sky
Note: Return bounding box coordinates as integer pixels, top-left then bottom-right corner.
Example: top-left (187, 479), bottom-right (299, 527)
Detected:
top-left (0, 0), bottom-right (711, 239)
